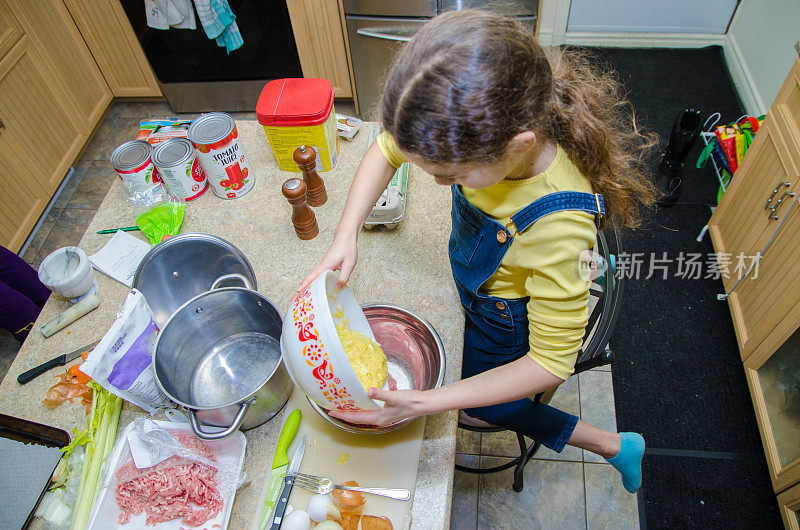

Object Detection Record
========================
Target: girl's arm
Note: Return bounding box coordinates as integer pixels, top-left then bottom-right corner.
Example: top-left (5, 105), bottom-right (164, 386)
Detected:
top-left (329, 354), bottom-right (564, 426)
top-left (300, 141), bottom-right (398, 289)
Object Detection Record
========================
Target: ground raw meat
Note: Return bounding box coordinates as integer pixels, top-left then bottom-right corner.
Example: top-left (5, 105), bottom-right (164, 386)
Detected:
top-left (115, 434), bottom-right (223, 527)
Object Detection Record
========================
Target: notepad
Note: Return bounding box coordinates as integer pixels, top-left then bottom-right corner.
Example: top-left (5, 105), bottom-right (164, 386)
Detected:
top-left (89, 230), bottom-right (151, 287)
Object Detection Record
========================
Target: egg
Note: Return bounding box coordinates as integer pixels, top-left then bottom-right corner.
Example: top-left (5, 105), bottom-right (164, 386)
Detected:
top-left (307, 493), bottom-right (333, 523)
top-left (315, 522), bottom-right (344, 530)
top-left (280, 509), bottom-right (310, 530)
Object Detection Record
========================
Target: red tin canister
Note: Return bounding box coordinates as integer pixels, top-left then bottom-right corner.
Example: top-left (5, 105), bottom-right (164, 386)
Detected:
top-left (151, 137), bottom-right (208, 201)
top-left (188, 113), bottom-right (253, 199)
top-left (110, 140), bottom-right (161, 190)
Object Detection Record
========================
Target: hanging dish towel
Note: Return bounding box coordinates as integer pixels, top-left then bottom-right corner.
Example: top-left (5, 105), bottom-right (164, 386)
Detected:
top-left (145, 0), bottom-right (196, 30)
top-left (193, 0), bottom-right (244, 54)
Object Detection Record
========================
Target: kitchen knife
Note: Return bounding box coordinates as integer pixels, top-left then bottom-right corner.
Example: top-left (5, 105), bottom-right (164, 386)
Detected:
top-left (270, 434), bottom-right (306, 530)
top-left (17, 340), bottom-right (99, 384)
top-left (257, 409), bottom-right (302, 530)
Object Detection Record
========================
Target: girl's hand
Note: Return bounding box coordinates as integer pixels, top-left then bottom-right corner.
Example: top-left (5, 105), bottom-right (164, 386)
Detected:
top-left (298, 234), bottom-right (359, 291)
top-left (329, 388), bottom-right (426, 427)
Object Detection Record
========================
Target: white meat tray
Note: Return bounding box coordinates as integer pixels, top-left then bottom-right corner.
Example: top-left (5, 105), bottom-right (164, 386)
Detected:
top-left (87, 420), bottom-right (246, 530)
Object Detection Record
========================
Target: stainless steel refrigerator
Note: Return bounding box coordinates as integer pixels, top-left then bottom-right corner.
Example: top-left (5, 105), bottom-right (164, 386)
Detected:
top-left (343, 1), bottom-right (538, 119)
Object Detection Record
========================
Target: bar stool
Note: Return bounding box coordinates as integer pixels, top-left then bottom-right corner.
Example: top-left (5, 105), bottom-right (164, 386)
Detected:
top-left (455, 225), bottom-right (624, 492)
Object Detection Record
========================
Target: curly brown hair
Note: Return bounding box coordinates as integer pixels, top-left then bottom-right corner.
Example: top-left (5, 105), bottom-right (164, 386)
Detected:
top-left (379, 9), bottom-right (657, 227)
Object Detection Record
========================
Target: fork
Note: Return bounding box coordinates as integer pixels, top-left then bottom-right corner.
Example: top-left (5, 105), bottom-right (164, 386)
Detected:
top-left (290, 472), bottom-right (411, 501)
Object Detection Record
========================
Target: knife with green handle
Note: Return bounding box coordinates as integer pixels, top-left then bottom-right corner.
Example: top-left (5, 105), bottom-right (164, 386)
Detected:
top-left (258, 409), bottom-right (302, 530)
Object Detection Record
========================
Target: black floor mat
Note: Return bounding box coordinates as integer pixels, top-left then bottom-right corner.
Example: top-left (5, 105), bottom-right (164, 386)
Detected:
top-left (641, 454), bottom-right (782, 529)
top-left (594, 47), bottom-right (782, 527)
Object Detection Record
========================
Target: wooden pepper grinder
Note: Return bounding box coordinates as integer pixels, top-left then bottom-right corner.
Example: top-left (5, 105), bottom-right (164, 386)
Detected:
top-left (293, 145), bottom-right (327, 207)
top-left (282, 178), bottom-right (319, 240)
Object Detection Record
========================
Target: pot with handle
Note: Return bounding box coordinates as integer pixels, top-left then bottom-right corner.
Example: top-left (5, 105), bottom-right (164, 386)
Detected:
top-left (153, 273), bottom-right (292, 440)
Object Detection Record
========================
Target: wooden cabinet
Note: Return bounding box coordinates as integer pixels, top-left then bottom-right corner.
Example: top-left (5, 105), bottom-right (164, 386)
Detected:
top-left (709, 58), bottom-right (800, 360)
top-left (62, 0), bottom-right (161, 97)
top-left (286, 0), bottom-right (357, 105)
top-left (0, 0), bottom-right (111, 252)
top-left (778, 481), bottom-right (800, 529)
top-left (709, 57), bottom-right (800, 511)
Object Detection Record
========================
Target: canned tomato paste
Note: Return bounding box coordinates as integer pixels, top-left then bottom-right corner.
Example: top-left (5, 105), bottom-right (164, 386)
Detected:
top-left (151, 137), bottom-right (209, 201)
top-left (188, 113), bottom-right (253, 199)
top-left (256, 78), bottom-right (339, 172)
top-left (110, 140), bottom-right (161, 190)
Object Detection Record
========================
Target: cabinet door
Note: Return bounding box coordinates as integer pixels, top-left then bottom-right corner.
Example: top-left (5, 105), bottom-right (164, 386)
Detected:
top-left (286, 0), bottom-right (355, 99)
top-left (0, 36), bottom-right (85, 195)
top-left (0, 1), bottom-right (22, 57)
top-left (744, 323), bottom-right (800, 493)
top-left (0, 131), bottom-right (49, 252)
top-left (7, 0), bottom-right (111, 134)
top-left (62, 0), bottom-right (161, 97)
top-left (777, 481), bottom-right (800, 529)
top-left (709, 115), bottom-right (800, 293)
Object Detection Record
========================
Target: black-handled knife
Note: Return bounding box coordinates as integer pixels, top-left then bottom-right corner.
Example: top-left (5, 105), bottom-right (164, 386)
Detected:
top-left (17, 340), bottom-right (99, 384)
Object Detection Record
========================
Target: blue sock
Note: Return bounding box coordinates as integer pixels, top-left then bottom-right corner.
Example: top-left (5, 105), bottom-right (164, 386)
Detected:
top-left (605, 432), bottom-right (645, 493)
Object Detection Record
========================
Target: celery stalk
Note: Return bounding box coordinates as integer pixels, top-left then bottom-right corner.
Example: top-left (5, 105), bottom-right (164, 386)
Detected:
top-left (69, 384), bottom-right (123, 530)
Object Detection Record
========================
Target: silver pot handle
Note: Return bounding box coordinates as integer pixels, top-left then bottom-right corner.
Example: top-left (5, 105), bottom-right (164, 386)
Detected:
top-left (189, 400), bottom-right (251, 440)
top-left (210, 273), bottom-right (252, 290)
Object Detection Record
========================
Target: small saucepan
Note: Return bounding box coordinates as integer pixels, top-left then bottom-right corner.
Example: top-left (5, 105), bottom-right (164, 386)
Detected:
top-left (153, 274), bottom-right (292, 440)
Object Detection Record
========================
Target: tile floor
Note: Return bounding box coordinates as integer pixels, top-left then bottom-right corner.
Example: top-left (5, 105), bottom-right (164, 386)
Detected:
top-left (2, 99), bottom-right (638, 529)
top-left (450, 368), bottom-right (639, 530)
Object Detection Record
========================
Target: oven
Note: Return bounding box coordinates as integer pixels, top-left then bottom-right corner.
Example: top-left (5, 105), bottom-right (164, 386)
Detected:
top-left (120, 0), bottom-right (302, 112)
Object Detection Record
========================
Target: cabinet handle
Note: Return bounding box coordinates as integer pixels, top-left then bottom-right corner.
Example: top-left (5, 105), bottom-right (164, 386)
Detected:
top-left (765, 180), bottom-right (790, 210)
top-left (769, 191), bottom-right (795, 220)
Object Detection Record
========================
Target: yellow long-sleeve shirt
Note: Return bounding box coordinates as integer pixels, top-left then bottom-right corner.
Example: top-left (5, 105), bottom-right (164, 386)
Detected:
top-left (377, 132), bottom-right (596, 379)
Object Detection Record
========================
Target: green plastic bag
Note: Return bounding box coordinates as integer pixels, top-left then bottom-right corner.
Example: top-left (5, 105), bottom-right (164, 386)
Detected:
top-left (135, 202), bottom-right (185, 245)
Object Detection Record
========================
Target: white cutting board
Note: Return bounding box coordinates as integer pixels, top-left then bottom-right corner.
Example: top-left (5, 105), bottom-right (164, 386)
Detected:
top-left (269, 388), bottom-right (424, 530)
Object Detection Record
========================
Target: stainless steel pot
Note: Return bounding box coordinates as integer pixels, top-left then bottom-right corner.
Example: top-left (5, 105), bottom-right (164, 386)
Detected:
top-left (153, 274), bottom-right (292, 440)
top-left (133, 233), bottom-right (257, 326)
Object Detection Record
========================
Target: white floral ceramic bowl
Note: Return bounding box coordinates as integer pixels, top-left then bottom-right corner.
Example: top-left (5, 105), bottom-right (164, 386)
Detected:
top-left (280, 270), bottom-right (381, 411)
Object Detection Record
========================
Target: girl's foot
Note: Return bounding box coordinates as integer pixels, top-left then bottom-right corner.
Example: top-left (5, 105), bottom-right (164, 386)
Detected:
top-left (605, 432), bottom-right (645, 493)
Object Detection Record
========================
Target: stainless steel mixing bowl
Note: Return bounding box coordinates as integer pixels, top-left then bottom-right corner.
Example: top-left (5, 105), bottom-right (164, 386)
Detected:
top-left (309, 304), bottom-right (446, 434)
top-left (133, 233), bottom-right (256, 326)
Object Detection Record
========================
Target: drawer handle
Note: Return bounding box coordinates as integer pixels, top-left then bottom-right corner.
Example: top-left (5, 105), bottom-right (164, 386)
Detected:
top-left (765, 180), bottom-right (790, 210)
top-left (769, 191), bottom-right (796, 220)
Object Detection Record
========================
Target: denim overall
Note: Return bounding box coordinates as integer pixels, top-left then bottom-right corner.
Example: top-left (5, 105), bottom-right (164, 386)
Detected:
top-left (450, 184), bottom-right (605, 452)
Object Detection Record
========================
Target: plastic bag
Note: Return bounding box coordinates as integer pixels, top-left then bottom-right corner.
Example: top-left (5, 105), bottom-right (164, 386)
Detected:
top-left (135, 201), bottom-right (185, 245)
top-left (120, 175), bottom-right (173, 208)
top-left (81, 289), bottom-right (170, 413)
top-left (88, 418), bottom-right (246, 529)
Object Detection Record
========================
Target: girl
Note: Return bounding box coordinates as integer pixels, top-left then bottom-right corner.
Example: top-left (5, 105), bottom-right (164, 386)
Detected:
top-left (301, 10), bottom-right (656, 494)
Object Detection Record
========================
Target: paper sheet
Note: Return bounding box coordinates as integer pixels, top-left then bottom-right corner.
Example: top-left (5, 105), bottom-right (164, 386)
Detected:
top-left (89, 231), bottom-right (151, 287)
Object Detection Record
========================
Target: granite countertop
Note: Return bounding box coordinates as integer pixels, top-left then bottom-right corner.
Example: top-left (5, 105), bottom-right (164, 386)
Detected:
top-left (0, 120), bottom-right (462, 529)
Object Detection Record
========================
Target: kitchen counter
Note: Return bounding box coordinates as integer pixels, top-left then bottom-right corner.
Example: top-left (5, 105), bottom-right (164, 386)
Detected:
top-left (0, 120), bottom-right (462, 529)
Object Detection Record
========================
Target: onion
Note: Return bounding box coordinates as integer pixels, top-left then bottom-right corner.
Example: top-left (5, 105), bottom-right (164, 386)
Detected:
top-left (331, 480), bottom-right (365, 512)
top-left (358, 515), bottom-right (394, 530)
top-left (341, 515), bottom-right (360, 530)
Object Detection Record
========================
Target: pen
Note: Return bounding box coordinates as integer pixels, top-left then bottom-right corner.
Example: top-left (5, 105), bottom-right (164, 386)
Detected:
top-left (97, 226), bottom-right (139, 234)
